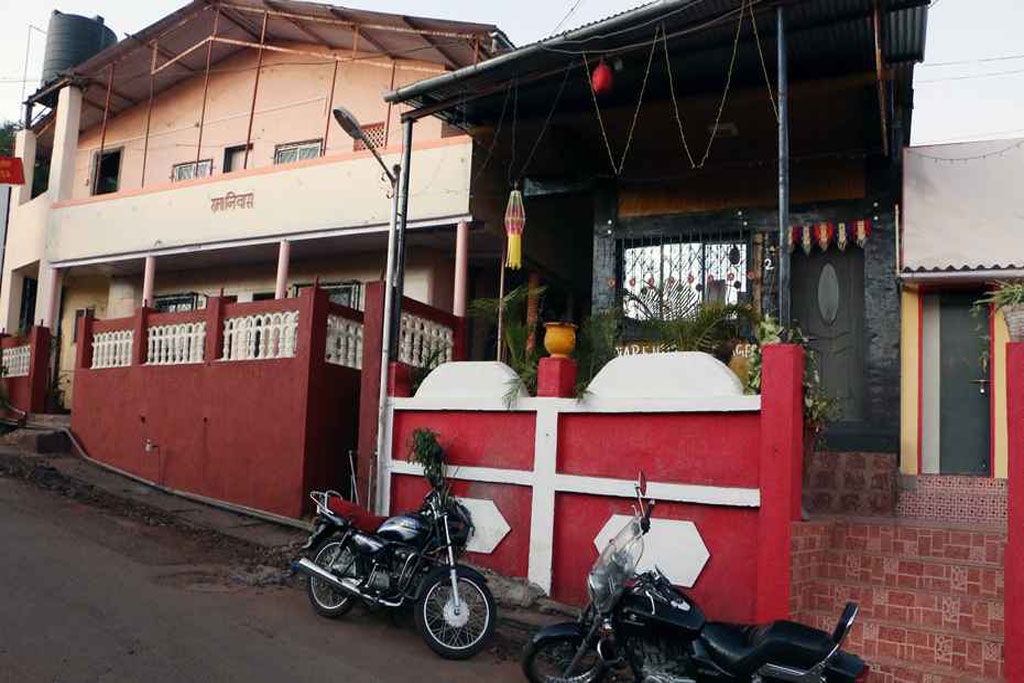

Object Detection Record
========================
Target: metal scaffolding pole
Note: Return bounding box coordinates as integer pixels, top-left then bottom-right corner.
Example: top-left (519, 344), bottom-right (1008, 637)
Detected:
top-left (777, 6), bottom-right (791, 328)
top-left (243, 11), bottom-right (268, 170)
top-left (195, 7), bottom-right (221, 174)
top-left (141, 44), bottom-right (157, 187)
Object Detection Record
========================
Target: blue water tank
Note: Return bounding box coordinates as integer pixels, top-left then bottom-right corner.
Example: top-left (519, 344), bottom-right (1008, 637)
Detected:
top-left (41, 11), bottom-right (118, 84)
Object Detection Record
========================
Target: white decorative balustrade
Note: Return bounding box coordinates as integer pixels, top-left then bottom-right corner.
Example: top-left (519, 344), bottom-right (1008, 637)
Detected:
top-left (92, 330), bottom-right (134, 369)
top-left (398, 313), bottom-right (454, 368)
top-left (147, 322), bottom-right (206, 365)
top-left (325, 314), bottom-right (363, 369)
top-left (2, 345), bottom-right (30, 377)
top-left (222, 311), bottom-right (299, 361)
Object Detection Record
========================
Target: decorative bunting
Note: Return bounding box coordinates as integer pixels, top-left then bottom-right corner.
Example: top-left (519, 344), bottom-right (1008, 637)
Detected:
top-left (788, 218), bottom-right (871, 254)
top-left (854, 219), bottom-right (872, 248)
top-left (814, 222), bottom-right (834, 251)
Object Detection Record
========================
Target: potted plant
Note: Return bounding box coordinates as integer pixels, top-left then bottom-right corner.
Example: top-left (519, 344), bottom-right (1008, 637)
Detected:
top-left (978, 281), bottom-right (1024, 342)
top-left (543, 322), bottom-right (577, 358)
top-left (408, 428), bottom-right (447, 492)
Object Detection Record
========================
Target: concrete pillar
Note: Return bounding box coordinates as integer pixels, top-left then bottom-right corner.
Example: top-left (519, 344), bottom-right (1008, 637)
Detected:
top-left (12, 130), bottom-right (36, 207)
top-left (142, 256), bottom-right (156, 307)
top-left (453, 220), bottom-right (469, 316)
top-left (274, 239), bottom-right (290, 299)
top-left (48, 86), bottom-right (83, 203)
top-left (34, 265), bottom-right (63, 329)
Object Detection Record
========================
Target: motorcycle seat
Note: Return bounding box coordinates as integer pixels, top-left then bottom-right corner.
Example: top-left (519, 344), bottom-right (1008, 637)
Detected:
top-left (700, 620), bottom-right (836, 676)
top-left (327, 499), bottom-right (388, 534)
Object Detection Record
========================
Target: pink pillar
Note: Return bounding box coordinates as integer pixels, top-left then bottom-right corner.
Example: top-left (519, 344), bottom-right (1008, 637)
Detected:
top-left (275, 240), bottom-right (290, 300)
top-left (453, 221), bottom-right (469, 316)
top-left (1006, 342), bottom-right (1024, 681)
top-left (755, 343), bottom-right (804, 622)
top-left (142, 256), bottom-right (156, 307)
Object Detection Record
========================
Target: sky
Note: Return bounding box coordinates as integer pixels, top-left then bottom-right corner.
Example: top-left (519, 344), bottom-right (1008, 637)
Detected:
top-left (0, 0), bottom-right (1021, 146)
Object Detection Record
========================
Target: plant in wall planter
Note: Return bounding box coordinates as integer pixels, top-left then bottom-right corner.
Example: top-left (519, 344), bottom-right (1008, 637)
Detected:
top-left (978, 281), bottom-right (1024, 342)
top-left (407, 428), bottom-right (448, 495)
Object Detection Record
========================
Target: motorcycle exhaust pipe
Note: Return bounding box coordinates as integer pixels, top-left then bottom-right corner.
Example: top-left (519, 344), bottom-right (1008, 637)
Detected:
top-left (292, 558), bottom-right (402, 608)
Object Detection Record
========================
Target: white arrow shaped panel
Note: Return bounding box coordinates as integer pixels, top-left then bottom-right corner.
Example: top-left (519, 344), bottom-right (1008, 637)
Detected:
top-left (457, 497), bottom-right (511, 554)
top-left (593, 515), bottom-right (710, 588)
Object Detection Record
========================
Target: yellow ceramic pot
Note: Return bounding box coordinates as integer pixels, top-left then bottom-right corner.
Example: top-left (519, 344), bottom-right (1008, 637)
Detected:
top-left (544, 322), bottom-right (577, 358)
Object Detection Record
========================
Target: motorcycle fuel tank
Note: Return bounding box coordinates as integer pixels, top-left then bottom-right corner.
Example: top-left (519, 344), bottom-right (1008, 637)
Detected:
top-left (376, 513), bottom-right (430, 545)
top-left (619, 588), bottom-right (706, 636)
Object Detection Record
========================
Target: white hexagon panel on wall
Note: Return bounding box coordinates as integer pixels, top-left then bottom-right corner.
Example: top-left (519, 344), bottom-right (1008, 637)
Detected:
top-left (456, 497), bottom-right (510, 555)
top-left (593, 515), bottom-right (710, 588)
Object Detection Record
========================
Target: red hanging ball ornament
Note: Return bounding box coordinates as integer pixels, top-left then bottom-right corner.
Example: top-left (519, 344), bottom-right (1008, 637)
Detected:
top-left (591, 59), bottom-right (613, 96)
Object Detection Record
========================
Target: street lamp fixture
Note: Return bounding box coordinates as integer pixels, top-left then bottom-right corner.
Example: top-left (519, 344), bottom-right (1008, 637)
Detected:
top-left (333, 106), bottom-right (397, 186)
top-left (332, 105), bottom-right (404, 511)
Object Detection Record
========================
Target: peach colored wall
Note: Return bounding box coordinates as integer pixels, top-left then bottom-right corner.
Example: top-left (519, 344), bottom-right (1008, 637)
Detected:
top-left (73, 44), bottom-right (444, 198)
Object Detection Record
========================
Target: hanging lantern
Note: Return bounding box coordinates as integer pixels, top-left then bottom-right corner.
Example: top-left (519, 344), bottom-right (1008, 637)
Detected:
top-left (687, 273), bottom-right (695, 284)
top-left (814, 222), bottom-right (834, 251)
top-left (728, 245), bottom-right (741, 265)
top-left (789, 226), bottom-right (800, 253)
top-left (854, 219), bottom-right (872, 248)
top-left (800, 225), bottom-right (813, 256)
top-left (504, 188), bottom-right (525, 270)
top-left (591, 59), bottom-right (613, 96)
top-left (836, 222), bottom-right (849, 251)
top-left (629, 277), bottom-right (636, 287)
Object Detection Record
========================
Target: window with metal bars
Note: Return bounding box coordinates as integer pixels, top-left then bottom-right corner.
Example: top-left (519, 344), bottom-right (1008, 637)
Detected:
top-left (618, 230), bottom-right (757, 322)
top-left (171, 159), bottom-right (212, 182)
top-left (274, 140), bottom-right (322, 165)
top-left (353, 122), bottom-right (387, 151)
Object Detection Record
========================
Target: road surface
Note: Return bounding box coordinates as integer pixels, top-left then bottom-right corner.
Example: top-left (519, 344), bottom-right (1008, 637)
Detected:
top-left (0, 475), bottom-right (523, 683)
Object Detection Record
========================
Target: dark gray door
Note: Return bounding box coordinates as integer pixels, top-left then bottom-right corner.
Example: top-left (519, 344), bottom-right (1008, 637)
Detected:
top-left (939, 291), bottom-right (990, 474)
top-left (791, 249), bottom-right (865, 422)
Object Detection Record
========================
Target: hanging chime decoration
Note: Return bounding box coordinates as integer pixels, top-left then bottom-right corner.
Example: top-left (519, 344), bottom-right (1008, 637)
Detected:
top-left (504, 187), bottom-right (526, 270)
top-left (854, 219), bottom-right (872, 248)
top-left (814, 222), bottom-right (834, 251)
top-left (591, 59), bottom-right (614, 96)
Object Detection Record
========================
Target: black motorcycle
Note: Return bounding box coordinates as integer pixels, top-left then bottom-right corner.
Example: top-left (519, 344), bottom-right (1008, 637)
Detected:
top-left (522, 474), bottom-right (869, 683)
top-left (293, 485), bottom-right (496, 659)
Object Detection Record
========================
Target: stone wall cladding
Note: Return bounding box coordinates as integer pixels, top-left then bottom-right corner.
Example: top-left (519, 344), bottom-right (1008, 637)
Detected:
top-left (896, 476), bottom-right (1008, 526)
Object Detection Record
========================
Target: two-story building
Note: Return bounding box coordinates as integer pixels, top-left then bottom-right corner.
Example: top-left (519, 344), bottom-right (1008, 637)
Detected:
top-left (2, 0), bottom-right (511, 406)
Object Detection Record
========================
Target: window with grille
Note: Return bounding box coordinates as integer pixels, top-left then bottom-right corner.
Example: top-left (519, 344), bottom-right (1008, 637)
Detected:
top-left (153, 292), bottom-right (207, 313)
top-left (619, 231), bottom-right (754, 322)
top-left (274, 140), bottom-right (322, 165)
top-left (353, 123), bottom-right (387, 151)
top-left (292, 281), bottom-right (363, 310)
top-left (171, 159), bottom-right (212, 182)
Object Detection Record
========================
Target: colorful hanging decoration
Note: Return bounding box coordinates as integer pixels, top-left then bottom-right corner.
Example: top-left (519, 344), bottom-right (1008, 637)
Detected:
top-left (854, 219), bottom-right (872, 248)
top-left (836, 222), bottom-right (849, 251)
top-left (591, 59), bottom-right (613, 96)
top-left (814, 222), bottom-right (834, 251)
top-left (788, 218), bottom-right (872, 253)
top-left (504, 188), bottom-right (525, 270)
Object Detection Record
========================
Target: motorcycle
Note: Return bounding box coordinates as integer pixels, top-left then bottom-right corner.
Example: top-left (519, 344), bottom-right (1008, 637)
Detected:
top-left (292, 483), bottom-right (495, 659)
top-left (522, 473), bottom-right (869, 683)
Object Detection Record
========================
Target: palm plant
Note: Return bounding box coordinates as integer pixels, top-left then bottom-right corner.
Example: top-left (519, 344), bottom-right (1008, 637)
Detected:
top-left (469, 283), bottom-right (546, 399)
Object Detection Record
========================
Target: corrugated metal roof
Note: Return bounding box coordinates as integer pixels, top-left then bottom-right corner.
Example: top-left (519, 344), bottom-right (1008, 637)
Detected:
top-left (28, 0), bottom-right (510, 135)
top-left (387, 0), bottom-right (930, 127)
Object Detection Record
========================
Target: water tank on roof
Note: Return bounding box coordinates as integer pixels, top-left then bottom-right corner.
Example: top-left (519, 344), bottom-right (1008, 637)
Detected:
top-left (41, 11), bottom-right (117, 84)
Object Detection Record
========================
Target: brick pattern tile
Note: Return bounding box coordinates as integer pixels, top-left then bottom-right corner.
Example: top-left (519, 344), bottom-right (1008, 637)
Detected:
top-left (896, 476), bottom-right (1007, 525)
top-left (819, 551), bottom-right (1003, 598)
top-left (831, 522), bottom-right (1005, 567)
top-left (806, 451), bottom-right (899, 515)
top-left (795, 612), bottom-right (1004, 679)
top-left (806, 580), bottom-right (1004, 638)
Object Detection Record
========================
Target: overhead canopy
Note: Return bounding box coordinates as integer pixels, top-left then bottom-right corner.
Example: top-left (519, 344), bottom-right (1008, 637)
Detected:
top-left (386, 0), bottom-right (928, 131)
top-left (28, 0), bottom-right (512, 135)
top-left (902, 139), bottom-right (1024, 275)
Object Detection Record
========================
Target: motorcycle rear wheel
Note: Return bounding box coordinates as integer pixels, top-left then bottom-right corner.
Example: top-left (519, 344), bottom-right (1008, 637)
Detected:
top-left (522, 637), bottom-right (606, 683)
top-left (306, 538), bottom-right (356, 618)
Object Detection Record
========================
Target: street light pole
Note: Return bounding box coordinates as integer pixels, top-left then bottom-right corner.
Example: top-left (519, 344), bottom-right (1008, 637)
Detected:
top-left (332, 107), bottom-right (400, 512)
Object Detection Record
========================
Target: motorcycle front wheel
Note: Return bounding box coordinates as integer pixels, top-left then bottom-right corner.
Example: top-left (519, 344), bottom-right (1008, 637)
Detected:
top-left (306, 537), bottom-right (356, 618)
top-left (522, 636), bottom-right (606, 683)
top-left (414, 574), bottom-right (495, 659)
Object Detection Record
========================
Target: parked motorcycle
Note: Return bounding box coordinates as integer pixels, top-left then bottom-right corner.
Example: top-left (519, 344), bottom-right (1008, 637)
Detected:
top-left (293, 484), bottom-right (495, 659)
top-left (522, 473), bottom-right (868, 683)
